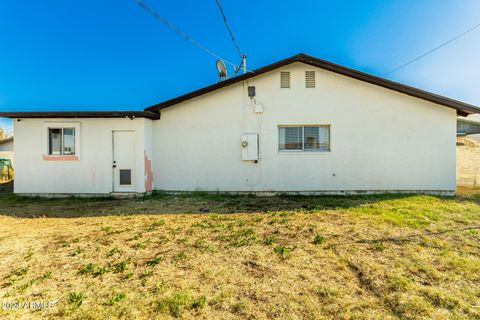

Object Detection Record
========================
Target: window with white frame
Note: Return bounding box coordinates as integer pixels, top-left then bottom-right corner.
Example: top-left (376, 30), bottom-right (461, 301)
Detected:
top-left (48, 127), bottom-right (76, 155)
top-left (278, 125), bottom-right (330, 152)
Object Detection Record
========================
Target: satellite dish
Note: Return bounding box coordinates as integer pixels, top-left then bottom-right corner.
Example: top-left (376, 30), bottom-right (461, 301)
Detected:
top-left (216, 60), bottom-right (227, 79)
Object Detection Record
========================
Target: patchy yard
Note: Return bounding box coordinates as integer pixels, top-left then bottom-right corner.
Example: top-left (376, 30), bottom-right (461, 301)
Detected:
top-left (1, 192), bottom-right (480, 319)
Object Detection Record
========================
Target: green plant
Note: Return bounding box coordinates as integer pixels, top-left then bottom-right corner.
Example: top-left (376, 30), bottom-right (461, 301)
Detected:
top-left (174, 252), bottom-right (187, 261)
top-left (371, 242), bottom-right (386, 251)
top-left (274, 246), bottom-right (289, 256)
top-left (105, 292), bottom-right (126, 306)
top-left (93, 266), bottom-right (109, 277)
top-left (156, 293), bottom-right (189, 318)
top-left (217, 228), bottom-right (256, 247)
top-left (135, 242), bottom-right (146, 249)
top-left (12, 267), bottom-right (28, 277)
top-left (253, 216), bottom-right (263, 223)
top-left (100, 226), bottom-right (113, 233)
top-left (68, 292), bottom-right (85, 308)
top-left (24, 249), bottom-right (34, 261)
top-left (79, 263), bottom-right (96, 275)
top-left (112, 261), bottom-right (128, 273)
top-left (191, 295), bottom-right (206, 309)
top-left (317, 286), bottom-right (340, 301)
top-left (263, 236), bottom-right (276, 245)
top-left (59, 240), bottom-right (70, 248)
top-left (155, 292), bottom-right (206, 318)
top-left (313, 234), bottom-right (325, 245)
top-left (177, 237), bottom-right (189, 244)
top-left (79, 263), bottom-right (110, 277)
top-left (140, 270), bottom-right (153, 279)
top-left (131, 234), bottom-right (141, 241)
top-left (146, 257), bottom-right (163, 266)
top-left (17, 279), bottom-right (36, 291)
top-left (71, 247), bottom-right (84, 256)
top-left (106, 247), bottom-right (120, 257)
top-left (147, 219), bottom-right (165, 231)
top-left (192, 239), bottom-right (213, 252)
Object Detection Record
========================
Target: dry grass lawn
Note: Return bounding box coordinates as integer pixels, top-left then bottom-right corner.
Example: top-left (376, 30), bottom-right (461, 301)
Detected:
top-left (1, 191), bottom-right (480, 319)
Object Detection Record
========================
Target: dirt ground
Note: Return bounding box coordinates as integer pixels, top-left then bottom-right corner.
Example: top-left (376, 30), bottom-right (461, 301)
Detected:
top-left (0, 191), bottom-right (479, 319)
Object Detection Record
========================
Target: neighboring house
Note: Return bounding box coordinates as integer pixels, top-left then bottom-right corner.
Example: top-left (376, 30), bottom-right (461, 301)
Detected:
top-left (457, 116), bottom-right (480, 135)
top-left (457, 134), bottom-right (480, 187)
top-left (456, 116), bottom-right (480, 187)
top-left (0, 136), bottom-right (14, 163)
top-left (0, 53), bottom-right (479, 196)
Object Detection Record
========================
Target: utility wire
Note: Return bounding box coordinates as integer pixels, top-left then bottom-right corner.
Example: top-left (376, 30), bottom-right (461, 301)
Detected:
top-left (134, 0), bottom-right (238, 68)
top-left (214, 0), bottom-right (242, 59)
top-left (385, 22), bottom-right (480, 76)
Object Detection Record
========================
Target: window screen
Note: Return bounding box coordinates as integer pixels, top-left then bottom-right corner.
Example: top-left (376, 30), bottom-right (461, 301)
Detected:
top-left (304, 126), bottom-right (329, 151)
top-left (63, 128), bottom-right (75, 155)
top-left (278, 127), bottom-right (302, 150)
top-left (48, 128), bottom-right (76, 155)
top-left (120, 169), bottom-right (132, 185)
top-left (279, 126), bottom-right (330, 152)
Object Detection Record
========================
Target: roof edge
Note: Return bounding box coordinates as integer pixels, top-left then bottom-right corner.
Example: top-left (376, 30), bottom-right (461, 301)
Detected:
top-left (0, 111), bottom-right (160, 120)
top-left (145, 53), bottom-right (480, 116)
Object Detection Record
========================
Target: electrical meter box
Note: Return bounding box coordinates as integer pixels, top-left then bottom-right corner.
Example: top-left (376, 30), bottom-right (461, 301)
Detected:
top-left (241, 133), bottom-right (259, 161)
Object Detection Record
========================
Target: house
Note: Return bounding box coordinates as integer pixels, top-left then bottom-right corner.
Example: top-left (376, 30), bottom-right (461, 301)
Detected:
top-left (0, 136), bottom-right (13, 163)
top-left (0, 53), bottom-right (479, 196)
top-left (456, 115), bottom-right (480, 187)
top-left (457, 115), bottom-right (480, 135)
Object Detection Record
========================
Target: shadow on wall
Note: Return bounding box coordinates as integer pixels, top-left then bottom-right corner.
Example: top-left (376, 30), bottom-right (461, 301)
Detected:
top-left (0, 191), bottom-right (472, 219)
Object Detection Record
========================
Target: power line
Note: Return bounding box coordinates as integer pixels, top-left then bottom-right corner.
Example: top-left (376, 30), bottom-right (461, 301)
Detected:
top-left (214, 0), bottom-right (242, 58)
top-left (385, 22), bottom-right (480, 76)
top-left (134, 0), bottom-right (238, 68)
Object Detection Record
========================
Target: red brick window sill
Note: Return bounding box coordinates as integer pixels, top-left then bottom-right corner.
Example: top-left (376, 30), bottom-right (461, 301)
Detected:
top-left (43, 155), bottom-right (79, 161)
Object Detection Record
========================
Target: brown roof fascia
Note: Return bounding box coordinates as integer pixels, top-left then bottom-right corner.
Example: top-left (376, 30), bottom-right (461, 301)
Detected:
top-left (145, 53), bottom-right (479, 116)
top-left (0, 111), bottom-right (160, 120)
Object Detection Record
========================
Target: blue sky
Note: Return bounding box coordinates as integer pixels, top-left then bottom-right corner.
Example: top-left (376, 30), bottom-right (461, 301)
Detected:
top-left (1, 0), bottom-right (479, 133)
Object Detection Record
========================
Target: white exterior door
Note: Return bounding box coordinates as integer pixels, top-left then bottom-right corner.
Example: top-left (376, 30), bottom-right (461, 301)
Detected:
top-left (113, 131), bottom-right (136, 193)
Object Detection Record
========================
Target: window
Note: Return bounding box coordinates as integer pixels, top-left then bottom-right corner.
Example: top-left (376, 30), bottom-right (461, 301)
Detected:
top-left (305, 71), bottom-right (315, 88)
top-left (280, 71), bottom-right (290, 88)
top-left (278, 126), bottom-right (330, 152)
top-left (48, 128), bottom-right (76, 155)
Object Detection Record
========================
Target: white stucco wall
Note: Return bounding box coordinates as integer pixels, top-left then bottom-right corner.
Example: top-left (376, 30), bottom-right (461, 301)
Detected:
top-left (153, 62), bottom-right (457, 193)
top-left (14, 118), bottom-right (149, 195)
top-left (11, 62), bottom-right (458, 195)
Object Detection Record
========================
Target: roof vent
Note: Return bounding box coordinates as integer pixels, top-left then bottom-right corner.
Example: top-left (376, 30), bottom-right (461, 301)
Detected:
top-left (280, 71), bottom-right (290, 88)
top-left (305, 71), bottom-right (315, 88)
